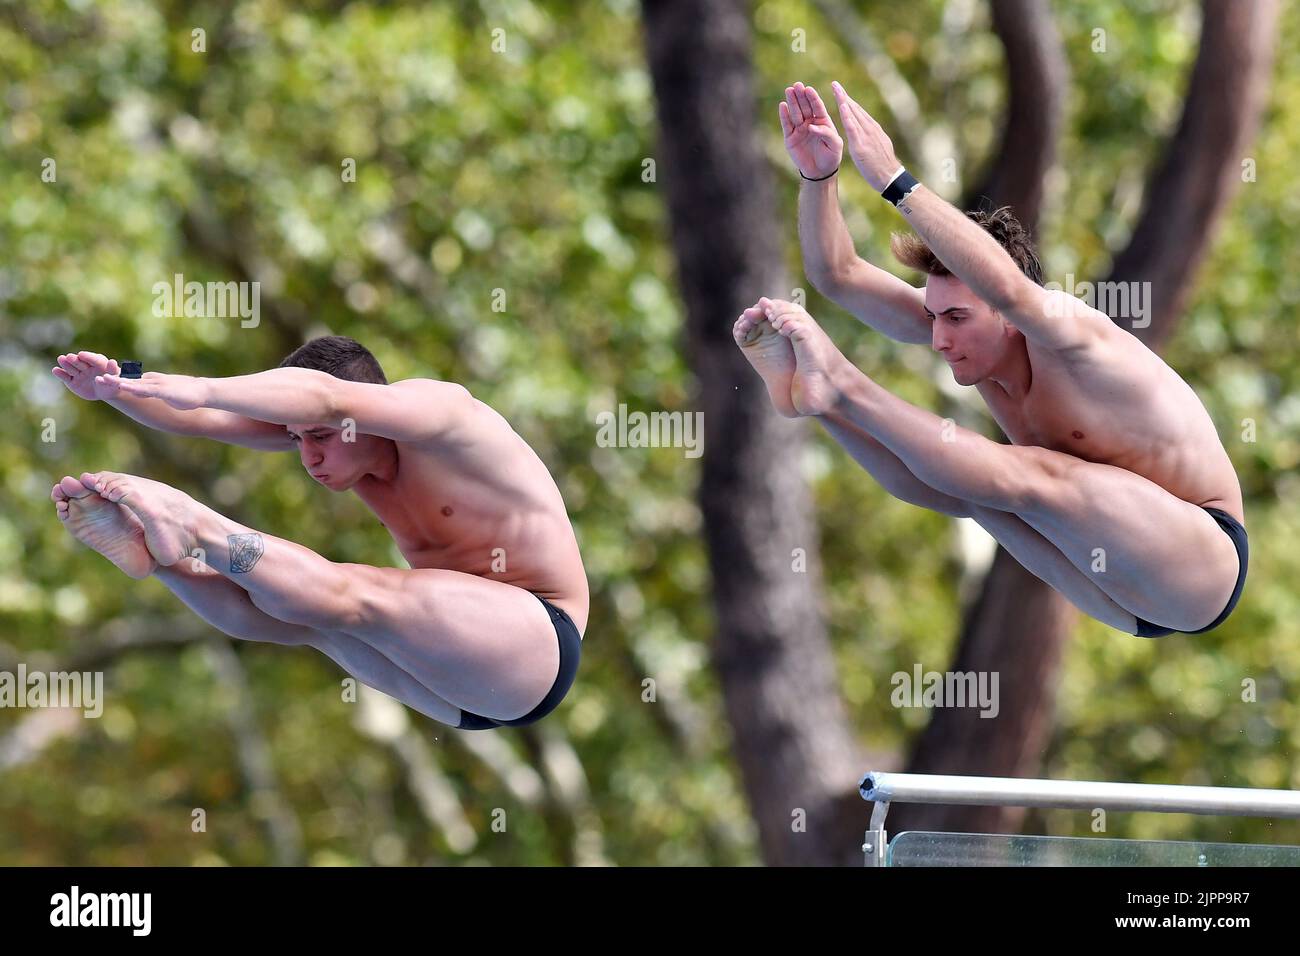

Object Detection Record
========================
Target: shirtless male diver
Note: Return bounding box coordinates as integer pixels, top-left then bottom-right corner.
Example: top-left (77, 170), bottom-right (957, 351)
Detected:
top-left (49, 336), bottom-right (587, 729)
top-left (733, 80), bottom-right (1246, 637)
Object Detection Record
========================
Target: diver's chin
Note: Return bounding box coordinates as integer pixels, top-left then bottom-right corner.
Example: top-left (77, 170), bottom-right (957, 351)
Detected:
top-left (332, 473), bottom-right (361, 492)
top-left (310, 472), bottom-right (344, 491)
top-left (951, 361), bottom-right (983, 386)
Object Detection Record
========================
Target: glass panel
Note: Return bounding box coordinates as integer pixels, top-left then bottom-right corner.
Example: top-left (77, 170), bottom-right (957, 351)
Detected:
top-left (887, 831), bottom-right (1300, 867)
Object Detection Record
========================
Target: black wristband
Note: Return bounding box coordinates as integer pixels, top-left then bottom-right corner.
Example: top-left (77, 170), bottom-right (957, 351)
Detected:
top-left (799, 166), bottom-right (839, 182)
top-left (120, 361), bottom-right (143, 379)
top-left (881, 169), bottom-right (920, 206)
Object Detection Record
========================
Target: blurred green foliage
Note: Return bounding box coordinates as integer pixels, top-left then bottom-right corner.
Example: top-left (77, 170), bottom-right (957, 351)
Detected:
top-left (1, 0), bottom-right (1296, 863)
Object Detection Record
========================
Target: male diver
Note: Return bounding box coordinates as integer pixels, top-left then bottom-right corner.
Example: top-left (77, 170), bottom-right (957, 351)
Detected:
top-left (734, 81), bottom-right (1246, 637)
top-left (51, 336), bottom-right (587, 728)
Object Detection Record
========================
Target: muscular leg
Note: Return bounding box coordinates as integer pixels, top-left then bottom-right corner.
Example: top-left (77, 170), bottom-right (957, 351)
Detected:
top-left (154, 562), bottom-right (464, 726)
top-left (964, 505), bottom-right (1138, 632)
top-left (50, 476), bottom-right (464, 724)
top-left (734, 310), bottom-right (1140, 631)
top-left (84, 471), bottom-right (559, 722)
top-left (1005, 459), bottom-right (1240, 631)
top-left (733, 299), bottom-right (1026, 507)
top-left (753, 299), bottom-right (1239, 631)
top-left (819, 412), bottom-right (970, 518)
top-left (816, 415), bottom-right (1138, 631)
top-left (834, 354), bottom-right (1055, 512)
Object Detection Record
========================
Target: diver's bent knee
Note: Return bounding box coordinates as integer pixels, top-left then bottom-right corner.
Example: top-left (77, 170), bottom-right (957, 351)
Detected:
top-left (1002, 450), bottom-right (1077, 514)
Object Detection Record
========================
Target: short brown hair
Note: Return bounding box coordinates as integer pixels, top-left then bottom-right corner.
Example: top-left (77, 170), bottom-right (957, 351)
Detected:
top-left (891, 206), bottom-right (1043, 286)
top-left (279, 335), bottom-right (387, 384)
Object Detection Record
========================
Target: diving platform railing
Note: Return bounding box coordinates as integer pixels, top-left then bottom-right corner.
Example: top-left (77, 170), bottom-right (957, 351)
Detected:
top-left (858, 772), bottom-right (1300, 867)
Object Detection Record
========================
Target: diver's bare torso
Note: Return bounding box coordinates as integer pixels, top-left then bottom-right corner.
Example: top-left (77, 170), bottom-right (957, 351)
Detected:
top-left (351, 398), bottom-right (590, 634)
top-left (977, 324), bottom-right (1244, 525)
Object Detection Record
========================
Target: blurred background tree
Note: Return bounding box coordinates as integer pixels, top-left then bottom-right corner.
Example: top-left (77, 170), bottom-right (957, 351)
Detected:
top-left (1, 0), bottom-right (1296, 865)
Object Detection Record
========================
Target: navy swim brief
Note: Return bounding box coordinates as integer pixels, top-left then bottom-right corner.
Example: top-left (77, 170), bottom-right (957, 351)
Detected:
top-left (455, 594), bottom-right (582, 730)
top-left (1134, 507), bottom-right (1248, 638)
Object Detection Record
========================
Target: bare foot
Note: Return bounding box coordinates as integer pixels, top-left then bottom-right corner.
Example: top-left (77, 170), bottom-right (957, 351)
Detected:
top-left (52, 475), bottom-right (157, 579)
top-left (733, 304), bottom-right (799, 418)
top-left (755, 297), bottom-right (850, 416)
top-left (79, 471), bottom-right (199, 566)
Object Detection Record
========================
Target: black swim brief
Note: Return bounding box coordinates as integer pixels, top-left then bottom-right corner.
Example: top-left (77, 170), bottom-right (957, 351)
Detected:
top-left (1134, 506), bottom-right (1248, 638)
top-left (456, 594), bottom-right (582, 730)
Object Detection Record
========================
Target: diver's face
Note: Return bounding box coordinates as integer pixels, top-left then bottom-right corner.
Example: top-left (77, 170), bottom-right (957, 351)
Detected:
top-left (926, 274), bottom-right (1015, 385)
top-left (288, 424), bottom-right (385, 491)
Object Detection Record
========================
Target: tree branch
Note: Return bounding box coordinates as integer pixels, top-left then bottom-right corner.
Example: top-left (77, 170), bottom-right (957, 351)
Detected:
top-left (1104, 0), bottom-right (1280, 350)
top-left (961, 0), bottom-right (1068, 229)
top-left (809, 0), bottom-right (960, 185)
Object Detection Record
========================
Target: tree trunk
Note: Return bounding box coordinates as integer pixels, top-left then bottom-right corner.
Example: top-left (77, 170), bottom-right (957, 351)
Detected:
top-left (641, 0), bottom-right (867, 865)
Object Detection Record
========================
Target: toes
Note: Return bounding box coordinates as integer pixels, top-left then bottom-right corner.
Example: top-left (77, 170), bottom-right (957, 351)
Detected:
top-left (59, 475), bottom-right (94, 499)
top-left (762, 298), bottom-right (804, 326)
top-left (773, 314), bottom-right (801, 338)
top-left (80, 469), bottom-right (117, 486)
top-left (51, 481), bottom-right (75, 515)
top-left (768, 306), bottom-right (806, 334)
top-left (80, 471), bottom-right (128, 501)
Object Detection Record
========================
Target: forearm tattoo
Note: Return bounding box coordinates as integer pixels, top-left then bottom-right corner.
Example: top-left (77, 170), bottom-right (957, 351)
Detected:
top-left (228, 533), bottom-right (265, 574)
